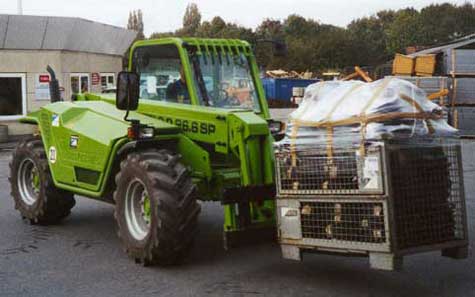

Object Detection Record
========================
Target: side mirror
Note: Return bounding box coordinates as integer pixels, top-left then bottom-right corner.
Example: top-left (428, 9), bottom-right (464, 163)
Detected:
top-left (116, 71), bottom-right (140, 111)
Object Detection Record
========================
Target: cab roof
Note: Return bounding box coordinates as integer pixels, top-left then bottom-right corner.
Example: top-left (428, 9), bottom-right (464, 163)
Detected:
top-left (132, 37), bottom-right (253, 56)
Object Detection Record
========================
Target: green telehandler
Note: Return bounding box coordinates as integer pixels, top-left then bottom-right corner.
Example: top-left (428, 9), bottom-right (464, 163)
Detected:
top-left (9, 38), bottom-right (285, 265)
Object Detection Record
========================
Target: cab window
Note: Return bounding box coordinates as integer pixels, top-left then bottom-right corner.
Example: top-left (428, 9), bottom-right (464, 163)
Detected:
top-left (133, 45), bottom-right (191, 104)
top-left (192, 53), bottom-right (260, 112)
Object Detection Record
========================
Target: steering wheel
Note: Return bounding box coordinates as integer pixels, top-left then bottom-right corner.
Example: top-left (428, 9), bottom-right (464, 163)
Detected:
top-left (213, 89), bottom-right (231, 107)
top-left (207, 88), bottom-right (230, 107)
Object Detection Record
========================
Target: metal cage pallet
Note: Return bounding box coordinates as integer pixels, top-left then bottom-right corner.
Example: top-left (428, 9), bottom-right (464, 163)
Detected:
top-left (275, 139), bottom-right (468, 270)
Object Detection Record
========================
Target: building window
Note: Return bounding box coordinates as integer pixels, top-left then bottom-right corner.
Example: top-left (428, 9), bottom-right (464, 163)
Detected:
top-left (70, 73), bottom-right (90, 95)
top-left (0, 73), bottom-right (26, 120)
top-left (100, 73), bottom-right (115, 90)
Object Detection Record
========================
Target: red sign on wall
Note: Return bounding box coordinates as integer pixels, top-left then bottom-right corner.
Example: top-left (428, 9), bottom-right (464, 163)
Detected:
top-left (92, 73), bottom-right (100, 85)
top-left (39, 74), bottom-right (50, 83)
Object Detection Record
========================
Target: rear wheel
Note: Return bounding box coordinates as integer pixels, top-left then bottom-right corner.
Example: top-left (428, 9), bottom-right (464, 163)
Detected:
top-left (9, 137), bottom-right (76, 225)
top-left (114, 149), bottom-right (200, 265)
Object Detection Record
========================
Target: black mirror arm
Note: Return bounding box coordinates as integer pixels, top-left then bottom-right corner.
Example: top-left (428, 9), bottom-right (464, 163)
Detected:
top-left (123, 86), bottom-right (138, 123)
top-left (123, 109), bottom-right (130, 122)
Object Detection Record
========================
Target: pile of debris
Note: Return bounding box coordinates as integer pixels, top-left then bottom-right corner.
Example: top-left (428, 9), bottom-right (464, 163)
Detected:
top-left (266, 69), bottom-right (315, 79)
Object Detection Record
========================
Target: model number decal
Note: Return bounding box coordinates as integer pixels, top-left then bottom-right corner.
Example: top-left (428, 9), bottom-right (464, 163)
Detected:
top-left (157, 117), bottom-right (216, 135)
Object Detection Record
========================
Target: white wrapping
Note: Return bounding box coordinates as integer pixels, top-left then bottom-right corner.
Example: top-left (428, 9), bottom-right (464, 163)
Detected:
top-left (281, 78), bottom-right (457, 147)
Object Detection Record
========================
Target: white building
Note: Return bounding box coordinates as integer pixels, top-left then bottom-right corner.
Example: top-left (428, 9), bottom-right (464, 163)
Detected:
top-left (0, 14), bottom-right (136, 136)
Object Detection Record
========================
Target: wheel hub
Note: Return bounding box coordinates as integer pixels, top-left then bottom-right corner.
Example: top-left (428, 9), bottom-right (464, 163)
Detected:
top-left (17, 158), bottom-right (40, 205)
top-left (141, 192), bottom-right (151, 226)
top-left (124, 179), bottom-right (151, 241)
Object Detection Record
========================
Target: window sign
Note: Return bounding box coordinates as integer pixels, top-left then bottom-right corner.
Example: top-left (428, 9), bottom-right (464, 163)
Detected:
top-left (35, 73), bottom-right (51, 101)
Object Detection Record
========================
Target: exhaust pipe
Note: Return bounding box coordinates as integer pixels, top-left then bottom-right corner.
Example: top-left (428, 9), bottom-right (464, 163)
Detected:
top-left (46, 65), bottom-right (61, 103)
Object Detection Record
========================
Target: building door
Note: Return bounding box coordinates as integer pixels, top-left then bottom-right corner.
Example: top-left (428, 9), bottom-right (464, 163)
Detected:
top-left (70, 73), bottom-right (90, 95)
top-left (0, 74), bottom-right (26, 120)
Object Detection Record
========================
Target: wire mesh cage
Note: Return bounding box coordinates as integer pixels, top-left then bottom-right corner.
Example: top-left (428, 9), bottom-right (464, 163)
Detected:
top-left (387, 140), bottom-right (466, 249)
top-left (276, 137), bottom-right (468, 270)
top-left (300, 201), bottom-right (387, 244)
top-left (275, 143), bottom-right (384, 195)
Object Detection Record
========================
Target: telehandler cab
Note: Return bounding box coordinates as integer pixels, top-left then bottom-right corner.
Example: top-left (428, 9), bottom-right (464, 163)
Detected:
top-left (9, 38), bottom-right (285, 265)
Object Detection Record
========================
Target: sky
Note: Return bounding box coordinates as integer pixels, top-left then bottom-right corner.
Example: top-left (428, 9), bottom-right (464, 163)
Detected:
top-left (0, 0), bottom-right (471, 35)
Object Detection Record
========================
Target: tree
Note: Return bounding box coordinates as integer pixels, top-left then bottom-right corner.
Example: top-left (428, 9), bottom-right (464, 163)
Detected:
top-left (256, 19), bottom-right (284, 39)
top-left (136, 10), bottom-right (145, 40)
top-left (147, 3), bottom-right (475, 74)
top-left (283, 14), bottom-right (319, 37)
top-left (347, 16), bottom-right (388, 66)
top-left (149, 31), bottom-right (175, 39)
top-left (386, 8), bottom-right (422, 54)
top-left (181, 3), bottom-right (201, 36)
top-left (127, 10), bottom-right (145, 40)
top-left (125, 10), bottom-right (145, 68)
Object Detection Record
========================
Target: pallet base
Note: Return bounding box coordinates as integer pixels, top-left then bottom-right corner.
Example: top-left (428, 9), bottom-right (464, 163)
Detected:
top-left (369, 252), bottom-right (403, 271)
top-left (279, 245), bottom-right (469, 271)
top-left (281, 244), bottom-right (302, 261)
top-left (281, 247), bottom-right (403, 271)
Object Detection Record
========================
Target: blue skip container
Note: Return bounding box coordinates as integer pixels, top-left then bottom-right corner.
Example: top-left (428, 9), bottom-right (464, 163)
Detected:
top-left (261, 78), bottom-right (319, 102)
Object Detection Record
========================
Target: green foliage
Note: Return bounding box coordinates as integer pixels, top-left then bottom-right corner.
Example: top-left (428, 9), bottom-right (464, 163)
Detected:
top-left (125, 9), bottom-right (145, 68)
top-left (127, 10), bottom-right (145, 40)
top-left (180, 3), bottom-right (201, 36)
top-left (385, 8), bottom-right (422, 54)
top-left (146, 3), bottom-right (475, 73)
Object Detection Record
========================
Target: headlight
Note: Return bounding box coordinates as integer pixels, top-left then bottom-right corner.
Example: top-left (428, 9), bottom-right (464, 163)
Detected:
top-left (139, 127), bottom-right (154, 138)
top-left (128, 125), bottom-right (154, 139)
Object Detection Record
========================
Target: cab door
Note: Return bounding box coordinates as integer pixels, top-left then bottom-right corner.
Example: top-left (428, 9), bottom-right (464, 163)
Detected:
top-left (132, 43), bottom-right (230, 153)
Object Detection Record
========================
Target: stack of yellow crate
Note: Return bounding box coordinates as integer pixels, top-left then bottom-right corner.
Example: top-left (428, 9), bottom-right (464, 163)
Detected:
top-left (392, 54), bottom-right (414, 76)
top-left (415, 54), bottom-right (436, 76)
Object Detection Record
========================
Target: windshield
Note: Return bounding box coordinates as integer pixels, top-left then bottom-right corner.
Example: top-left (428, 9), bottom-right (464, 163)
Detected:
top-left (192, 53), bottom-right (260, 111)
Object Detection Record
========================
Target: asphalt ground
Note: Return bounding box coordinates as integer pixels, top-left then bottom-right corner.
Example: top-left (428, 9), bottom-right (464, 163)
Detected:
top-left (0, 110), bottom-right (474, 297)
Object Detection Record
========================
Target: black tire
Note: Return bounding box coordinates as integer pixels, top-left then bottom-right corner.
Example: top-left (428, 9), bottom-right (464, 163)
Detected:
top-left (9, 137), bottom-right (76, 225)
top-left (114, 149), bottom-right (200, 265)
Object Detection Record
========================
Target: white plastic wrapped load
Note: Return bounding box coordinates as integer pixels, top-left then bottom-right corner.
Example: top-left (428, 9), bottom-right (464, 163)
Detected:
top-left (281, 77), bottom-right (458, 148)
top-left (274, 77), bottom-right (461, 196)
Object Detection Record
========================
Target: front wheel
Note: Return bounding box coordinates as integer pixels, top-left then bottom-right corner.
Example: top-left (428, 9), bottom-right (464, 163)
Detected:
top-left (9, 137), bottom-right (75, 224)
top-left (114, 149), bottom-right (200, 265)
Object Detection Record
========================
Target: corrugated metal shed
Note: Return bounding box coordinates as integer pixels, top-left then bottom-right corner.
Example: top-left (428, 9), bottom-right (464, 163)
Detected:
top-left (0, 14), bottom-right (137, 56)
top-left (409, 35), bottom-right (475, 57)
